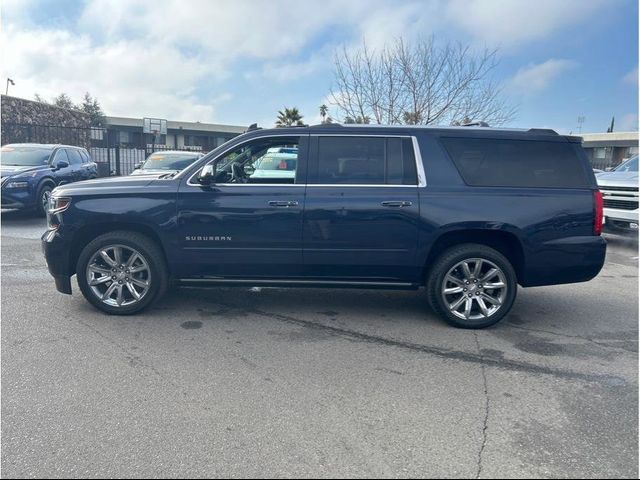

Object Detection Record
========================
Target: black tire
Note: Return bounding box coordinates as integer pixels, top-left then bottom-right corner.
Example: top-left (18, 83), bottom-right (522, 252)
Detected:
top-left (426, 243), bottom-right (517, 329)
top-left (76, 231), bottom-right (168, 315)
top-left (35, 182), bottom-right (53, 217)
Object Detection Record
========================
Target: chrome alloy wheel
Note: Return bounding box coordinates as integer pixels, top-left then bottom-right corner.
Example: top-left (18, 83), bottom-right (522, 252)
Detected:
top-left (441, 258), bottom-right (507, 321)
top-left (86, 244), bottom-right (151, 307)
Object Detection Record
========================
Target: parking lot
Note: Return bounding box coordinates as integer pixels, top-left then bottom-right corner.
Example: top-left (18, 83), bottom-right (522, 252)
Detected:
top-left (1, 210), bottom-right (637, 478)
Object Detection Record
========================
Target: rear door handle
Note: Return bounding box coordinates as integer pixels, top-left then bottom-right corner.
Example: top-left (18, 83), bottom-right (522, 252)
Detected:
top-left (268, 200), bottom-right (299, 207)
top-left (381, 201), bottom-right (412, 208)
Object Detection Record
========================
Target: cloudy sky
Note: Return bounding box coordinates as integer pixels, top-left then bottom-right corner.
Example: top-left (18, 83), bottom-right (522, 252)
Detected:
top-left (2, 0), bottom-right (638, 133)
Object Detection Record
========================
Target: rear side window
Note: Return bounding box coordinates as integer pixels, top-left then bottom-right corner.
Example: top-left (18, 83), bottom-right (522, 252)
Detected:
top-left (314, 136), bottom-right (417, 185)
top-left (80, 150), bottom-right (91, 163)
top-left (441, 137), bottom-right (590, 188)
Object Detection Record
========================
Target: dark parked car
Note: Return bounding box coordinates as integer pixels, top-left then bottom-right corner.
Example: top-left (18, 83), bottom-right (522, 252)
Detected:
top-left (1, 143), bottom-right (97, 216)
top-left (130, 150), bottom-right (204, 177)
top-left (42, 124), bottom-right (605, 328)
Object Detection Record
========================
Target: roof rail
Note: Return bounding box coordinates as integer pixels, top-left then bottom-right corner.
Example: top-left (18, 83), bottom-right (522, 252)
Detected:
top-left (309, 123), bottom-right (343, 128)
top-left (245, 123), bottom-right (262, 132)
top-left (527, 128), bottom-right (558, 135)
top-left (462, 121), bottom-right (490, 127)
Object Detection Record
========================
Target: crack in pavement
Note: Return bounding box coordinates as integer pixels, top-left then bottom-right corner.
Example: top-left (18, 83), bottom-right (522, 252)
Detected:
top-left (474, 332), bottom-right (489, 479)
top-left (504, 322), bottom-right (638, 352)
top-left (206, 301), bottom-right (629, 386)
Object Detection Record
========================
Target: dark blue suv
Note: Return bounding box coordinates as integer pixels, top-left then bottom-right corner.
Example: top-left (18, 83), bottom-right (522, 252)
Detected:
top-left (1, 143), bottom-right (98, 216)
top-left (42, 125), bottom-right (606, 328)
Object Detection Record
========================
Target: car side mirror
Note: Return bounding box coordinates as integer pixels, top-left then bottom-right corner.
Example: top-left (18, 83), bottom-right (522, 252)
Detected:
top-left (198, 164), bottom-right (215, 184)
top-left (134, 162), bottom-right (143, 170)
top-left (605, 167), bottom-right (613, 172)
top-left (55, 160), bottom-right (69, 170)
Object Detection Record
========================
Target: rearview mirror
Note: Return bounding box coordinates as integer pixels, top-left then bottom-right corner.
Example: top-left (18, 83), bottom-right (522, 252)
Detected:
top-left (198, 164), bottom-right (215, 184)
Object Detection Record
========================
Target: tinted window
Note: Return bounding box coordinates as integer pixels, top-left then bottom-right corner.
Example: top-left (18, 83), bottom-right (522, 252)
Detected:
top-left (315, 136), bottom-right (417, 185)
top-left (67, 149), bottom-right (83, 165)
top-left (80, 150), bottom-right (90, 163)
top-left (441, 137), bottom-right (590, 188)
top-left (53, 149), bottom-right (69, 165)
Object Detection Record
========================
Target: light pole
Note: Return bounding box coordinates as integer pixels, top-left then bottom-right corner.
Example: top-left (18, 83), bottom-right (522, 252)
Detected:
top-left (5, 78), bottom-right (15, 95)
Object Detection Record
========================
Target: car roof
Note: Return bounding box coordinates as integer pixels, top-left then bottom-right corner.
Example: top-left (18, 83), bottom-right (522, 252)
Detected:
top-left (3, 143), bottom-right (86, 149)
top-left (239, 124), bottom-right (576, 142)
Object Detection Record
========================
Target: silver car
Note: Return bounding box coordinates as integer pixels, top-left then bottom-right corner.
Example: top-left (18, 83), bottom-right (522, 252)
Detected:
top-left (131, 151), bottom-right (204, 177)
top-left (596, 155), bottom-right (639, 232)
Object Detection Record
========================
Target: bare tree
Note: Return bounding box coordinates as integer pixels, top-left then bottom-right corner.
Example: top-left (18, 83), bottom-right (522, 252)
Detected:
top-left (329, 37), bottom-right (516, 126)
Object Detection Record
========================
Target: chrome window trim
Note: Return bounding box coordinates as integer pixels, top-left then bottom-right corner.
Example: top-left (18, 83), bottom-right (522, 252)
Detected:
top-left (412, 136), bottom-right (427, 187)
top-left (184, 133), bottom-right (427, 188)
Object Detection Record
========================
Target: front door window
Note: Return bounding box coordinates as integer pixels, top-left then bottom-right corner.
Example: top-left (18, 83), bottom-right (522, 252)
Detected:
top-left (213, 137), bottom-right (301, 184)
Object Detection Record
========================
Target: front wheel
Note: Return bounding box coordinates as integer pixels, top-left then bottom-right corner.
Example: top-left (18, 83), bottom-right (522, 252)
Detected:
top-left (35, 183), bottom-right (52, 217)
top-left (76, 231), bottom-right (168, 315)
top-left (426, 244), bottom-right (517, 329)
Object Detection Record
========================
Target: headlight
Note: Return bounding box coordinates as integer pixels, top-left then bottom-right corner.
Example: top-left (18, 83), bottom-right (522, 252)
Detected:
top-left (48, 196), bottom-right (72, 214)
top-left (5, 181), bottom-right (29, 189)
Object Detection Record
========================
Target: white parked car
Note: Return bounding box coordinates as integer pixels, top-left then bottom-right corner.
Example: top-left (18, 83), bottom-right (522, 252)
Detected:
top-left (131, 151), bottom-right (204, 177)
top-left (249, 152), bottom-right (297, 182)
top-left (596, 155), bottom-right (639, 232)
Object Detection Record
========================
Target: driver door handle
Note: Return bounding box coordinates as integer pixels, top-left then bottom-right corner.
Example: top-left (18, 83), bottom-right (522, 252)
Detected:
top-left (268, 200), bottom-right (299, 207)
top-left (381, 200), bottom-right (412, 208)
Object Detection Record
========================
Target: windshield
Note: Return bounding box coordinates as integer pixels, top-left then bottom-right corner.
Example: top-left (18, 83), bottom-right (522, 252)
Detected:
top-left (142, 152), bottom-right (200, 171)
top-left (1, 145), bottom-right (52, 166)
top-left (254, 154), bottom-right (297, 171)
top-left (614, 156), bottom-right (638, 173)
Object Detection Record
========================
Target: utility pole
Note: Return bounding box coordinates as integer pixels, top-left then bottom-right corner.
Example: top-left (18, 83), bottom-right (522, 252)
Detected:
top-left (577, 115), bottom-right (586, 134)
top-left (5, 78), bottom-right (14, 95)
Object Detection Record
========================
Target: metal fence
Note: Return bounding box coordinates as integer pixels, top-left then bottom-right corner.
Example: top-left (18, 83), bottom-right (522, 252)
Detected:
top-left (1, 122), bottom-right (210, 176)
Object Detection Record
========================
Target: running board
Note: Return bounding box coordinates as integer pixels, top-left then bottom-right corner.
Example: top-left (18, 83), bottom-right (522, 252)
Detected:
top-left (177, 278), bottom-right (418, 289)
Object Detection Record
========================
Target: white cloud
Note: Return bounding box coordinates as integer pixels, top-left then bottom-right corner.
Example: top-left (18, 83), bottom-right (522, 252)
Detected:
top-left (445, 0), bottom-right (608, 49)
top-left (1, 25), bottom-right (230, 121)
top-left (0, 0), bottom-right (614, 125)
top-left (623, 67), bottom-right (638, 86)
top-left (507, 59), bottom-right (577, 96)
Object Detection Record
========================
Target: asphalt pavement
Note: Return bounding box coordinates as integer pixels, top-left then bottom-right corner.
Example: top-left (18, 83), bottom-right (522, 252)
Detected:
top-left (1, 209), bottom-right (638, 478)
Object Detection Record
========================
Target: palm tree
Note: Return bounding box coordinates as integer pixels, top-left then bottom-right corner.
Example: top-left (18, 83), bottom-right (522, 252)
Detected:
top-left (276, 107), bottom-right (304, 127)
top-left (319, 104), bottom-right (328, 123)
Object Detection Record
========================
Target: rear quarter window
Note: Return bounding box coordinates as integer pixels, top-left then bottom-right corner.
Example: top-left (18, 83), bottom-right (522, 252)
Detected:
top-left (441, 137), bottom-right (590, 188)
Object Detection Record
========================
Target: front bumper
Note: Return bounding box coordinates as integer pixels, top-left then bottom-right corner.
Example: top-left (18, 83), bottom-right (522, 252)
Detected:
top-left (42, 228), bottom-right (73, 294)
top-left (603, 207), bottom-right (639, 232)
top-left (1, 187), bottom-right (33, 209)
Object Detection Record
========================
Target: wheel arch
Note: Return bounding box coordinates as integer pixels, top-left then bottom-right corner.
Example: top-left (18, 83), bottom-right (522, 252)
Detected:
top-left (69, 222), bottom-right (170, 276)
top-left (423, 227), bottom-right (525, 284)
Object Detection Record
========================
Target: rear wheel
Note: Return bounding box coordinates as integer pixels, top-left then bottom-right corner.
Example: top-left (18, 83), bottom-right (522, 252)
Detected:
top-left (426, 244), bottom-right (517, 329)
top-left (76, 231), bottom-right (168, 315)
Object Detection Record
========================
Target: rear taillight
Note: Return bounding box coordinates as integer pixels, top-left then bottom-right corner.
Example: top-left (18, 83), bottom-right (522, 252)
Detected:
top-left (594, 190), bottom-right (603, 235)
